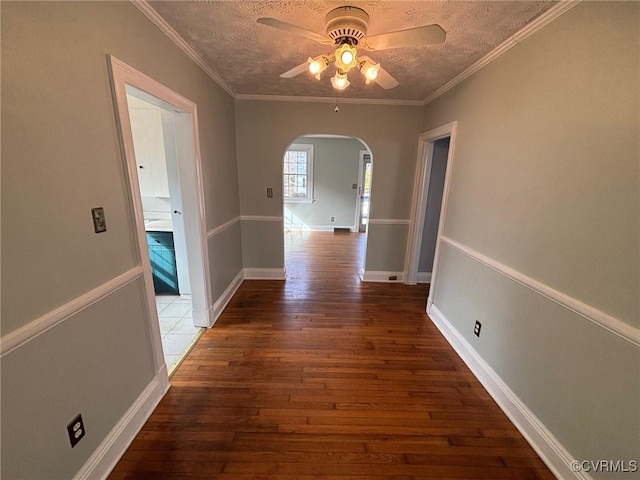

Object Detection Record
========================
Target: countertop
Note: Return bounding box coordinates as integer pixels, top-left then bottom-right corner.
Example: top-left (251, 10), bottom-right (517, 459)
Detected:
top-left (145, 219), bottom-right (173, 232)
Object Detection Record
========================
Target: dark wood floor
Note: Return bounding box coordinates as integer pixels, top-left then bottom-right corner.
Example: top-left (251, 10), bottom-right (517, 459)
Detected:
top-left (109, 231), bottom-right (554, 479)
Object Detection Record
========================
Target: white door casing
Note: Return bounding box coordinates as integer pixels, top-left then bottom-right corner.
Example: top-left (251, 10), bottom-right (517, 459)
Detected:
top-left (404, 122), bottom-right (457, 309)
top-left (108, 56), bottom-right (213, 375)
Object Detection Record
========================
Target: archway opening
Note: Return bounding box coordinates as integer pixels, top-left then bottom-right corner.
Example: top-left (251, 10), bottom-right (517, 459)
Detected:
top-left (281, 134), bottom-right (373, 283)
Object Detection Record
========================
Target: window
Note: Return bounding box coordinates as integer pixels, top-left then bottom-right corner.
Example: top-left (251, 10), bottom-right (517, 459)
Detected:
top-left (283, 144), bottom-right (314, 203)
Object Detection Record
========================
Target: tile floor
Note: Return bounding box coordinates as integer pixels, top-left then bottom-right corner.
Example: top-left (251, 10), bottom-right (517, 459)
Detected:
top-left (155, 295), bottom-right (203, 374)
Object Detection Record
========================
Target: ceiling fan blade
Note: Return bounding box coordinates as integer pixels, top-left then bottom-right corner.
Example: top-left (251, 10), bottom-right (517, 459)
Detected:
top-left (364, 24), bottom-right (446, 51)
top-left (374, 66), bottom-right (399, 90)
top-left (280, 61), bottom-right (310, 79)
top-left (257, 18), bottom-right (332, 45)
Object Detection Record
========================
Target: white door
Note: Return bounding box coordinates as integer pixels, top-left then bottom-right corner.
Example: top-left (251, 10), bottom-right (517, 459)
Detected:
top-left (160, 110), bottom-right (191, 297)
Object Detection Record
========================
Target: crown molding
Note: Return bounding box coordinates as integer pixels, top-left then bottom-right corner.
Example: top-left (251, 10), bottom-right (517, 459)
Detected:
top-left (423, 1), bottom-right (581, 105)
top-left (235, 94), bottom-right (424, 107)
top-left (130, 0), bottom-right (236, 98)
top-left (131, 0), bottom-right (578, 107)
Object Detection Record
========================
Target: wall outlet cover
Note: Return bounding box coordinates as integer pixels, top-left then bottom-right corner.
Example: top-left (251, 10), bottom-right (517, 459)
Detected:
top-left (67, 414), bottom-right (86, 447)
top-left (474, 320), bottom-right (482, 337)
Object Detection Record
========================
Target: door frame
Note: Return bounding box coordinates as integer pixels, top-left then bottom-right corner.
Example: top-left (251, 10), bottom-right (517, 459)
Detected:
top-left (353, 150), bottom-right (368, 233)
top-left (404, 122), bottom-right (457, 309)
top-left (108, 56), bottom-right (212, 373)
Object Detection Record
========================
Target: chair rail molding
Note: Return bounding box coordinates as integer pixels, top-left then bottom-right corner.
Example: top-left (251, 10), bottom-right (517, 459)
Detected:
top-left (368, 219), bottom-right (410, 225)
top-left (207, 216), bottom-right (241, 239)
top-left (441, 236), bottom-right (640, 347)
top-left (240, 215), bottom-right (283, 222)
top-left (1, 267), bottom-right (144, 358)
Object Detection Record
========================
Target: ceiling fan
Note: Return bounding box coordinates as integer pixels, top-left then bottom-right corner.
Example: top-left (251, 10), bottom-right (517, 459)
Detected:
top-left (257, 6), bottom-right (446, 91)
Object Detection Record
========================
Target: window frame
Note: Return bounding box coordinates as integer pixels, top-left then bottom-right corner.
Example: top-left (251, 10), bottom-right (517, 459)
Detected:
top-left (283, 143), bottom-right (314, 204)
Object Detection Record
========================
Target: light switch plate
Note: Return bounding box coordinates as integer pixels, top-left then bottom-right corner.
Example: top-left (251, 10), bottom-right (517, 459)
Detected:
top-left (91, 207), bottom-right (107, 233)
top-left (266, 187), bottom-right (273, 198)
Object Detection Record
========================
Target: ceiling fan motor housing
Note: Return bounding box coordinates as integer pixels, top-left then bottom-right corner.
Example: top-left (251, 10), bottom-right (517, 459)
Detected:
top-left (325, 6), bottom-right (369, 45)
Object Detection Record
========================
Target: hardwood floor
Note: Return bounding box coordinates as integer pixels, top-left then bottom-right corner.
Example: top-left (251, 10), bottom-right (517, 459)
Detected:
top-left (109, 231), bottom-right (554, 479)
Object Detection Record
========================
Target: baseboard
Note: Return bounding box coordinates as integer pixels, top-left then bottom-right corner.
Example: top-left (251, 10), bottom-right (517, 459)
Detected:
top-left (210, 270), bottom-right (244, 325)
top-left (74, 367), bottom-right (170, 480)
top-left (309, 225), bottom-right (335, 232)
top-left (417, 272), bottom-right (432, 284)
top-left (427, 304), bottom-right (587, 480)
top-left (360, 270), bottom-right (405, 283)
top-left (287, 225), bottom-right (354, 232)
top-left (243, 268), bottom-right (286, 280)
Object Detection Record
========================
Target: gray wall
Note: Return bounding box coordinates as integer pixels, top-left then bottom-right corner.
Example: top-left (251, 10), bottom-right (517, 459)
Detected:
top-left (285, 136), bottom-right (364, 231)
top-left (423, 1), bottom-right (639, 473)
top-left (235, 101), bottom-right (423, 272)
top-left (418, 137), bottom-right (449, 273)
top-left (1, 1), bottom-right (241, 477)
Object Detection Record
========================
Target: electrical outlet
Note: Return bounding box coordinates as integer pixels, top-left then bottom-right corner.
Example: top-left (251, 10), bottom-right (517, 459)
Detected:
top-left (474, 320), bottom-right (482, 337)
top-left (330, 216), bottom-right (335, 222)
top-left (67, 414), bottom-right (86, 448)
top-left (91, 207), bottom-right (106, 233)
top-left (266, 187), bottom-right (273, 198)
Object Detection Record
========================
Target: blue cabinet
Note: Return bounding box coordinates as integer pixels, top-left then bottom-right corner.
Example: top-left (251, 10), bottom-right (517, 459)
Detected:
top-left (146, 232), bottom-right (179, 295)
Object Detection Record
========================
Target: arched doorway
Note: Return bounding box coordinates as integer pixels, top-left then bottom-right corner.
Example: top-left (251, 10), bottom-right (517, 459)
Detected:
top-left (281, 134), bottom-right (373, 281)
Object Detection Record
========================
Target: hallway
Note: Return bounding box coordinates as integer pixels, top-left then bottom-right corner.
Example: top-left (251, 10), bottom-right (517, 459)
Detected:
top-left (110, 232), bottom-right (553, 479)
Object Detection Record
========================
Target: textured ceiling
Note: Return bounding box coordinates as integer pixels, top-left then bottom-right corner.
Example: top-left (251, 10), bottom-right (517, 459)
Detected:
top-left (147, 1), bottom-right (557, 101)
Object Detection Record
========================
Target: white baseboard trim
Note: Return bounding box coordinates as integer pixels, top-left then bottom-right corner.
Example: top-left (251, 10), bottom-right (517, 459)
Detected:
top-left (1, 267), bottom-right (144, 358)
top-left (243, 268), bottom-right (286, 280)
top-left (360, 270), bottom-right (405, 283)
top-left (427, 303), bottom-right (588, 480)
top-left (74, 367), bottom-right (170, 480)
top-left (308, 225), bottom-right (354, 232)
top-left (417, 272), bottom-right (432, 284)
top-left (210, 270), bottom-right (244, 325)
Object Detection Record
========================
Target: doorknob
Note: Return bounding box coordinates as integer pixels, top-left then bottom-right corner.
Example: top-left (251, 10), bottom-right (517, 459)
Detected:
top-left (173, 210), bottom-right (182, 215)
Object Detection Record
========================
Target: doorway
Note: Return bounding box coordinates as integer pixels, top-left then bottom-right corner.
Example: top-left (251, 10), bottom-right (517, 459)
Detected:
top-left (109, 56), bottom-right (211, 377)
top-left (354, 150), bottom-right (372, 233)
top-left (405, 122), bottom-right (457, 310)
top-left (282, 135), bottom-right (373, 279)
top-left (126, 90), bottom-right (203, 374)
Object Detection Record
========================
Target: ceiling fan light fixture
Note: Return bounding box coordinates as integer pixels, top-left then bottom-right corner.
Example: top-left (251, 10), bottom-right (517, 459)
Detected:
top-left (360, 59), bottom-right (380, 83)
top-left (334, 43), bottom-right (358, 72)
top-left (331, 71), bottom-right (350, 90)
top-left (308, 55), bottom-right (328, 79)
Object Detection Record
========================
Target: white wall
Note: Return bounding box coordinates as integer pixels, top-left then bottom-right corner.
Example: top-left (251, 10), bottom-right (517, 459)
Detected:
top-left (423, 2), bottom-right (639, 474)
top-left (285, 136), bottom-right (364, 231)
top-left (1, 2), bottom-right (242, 477)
